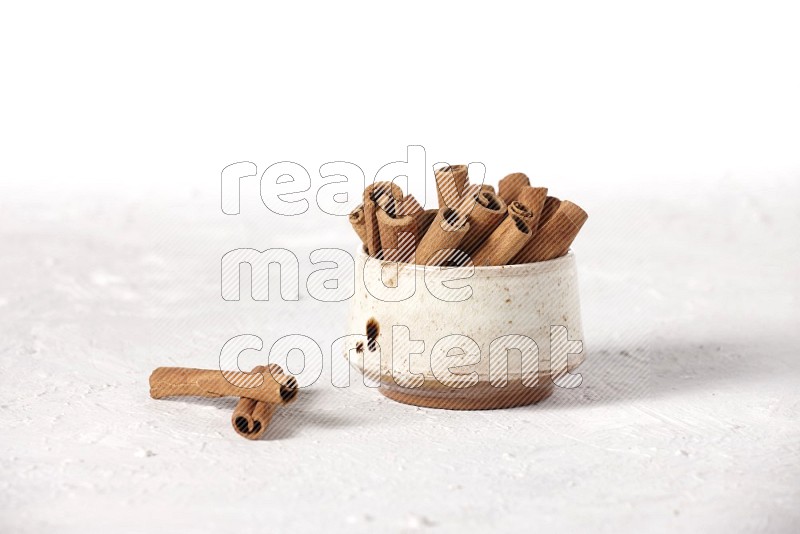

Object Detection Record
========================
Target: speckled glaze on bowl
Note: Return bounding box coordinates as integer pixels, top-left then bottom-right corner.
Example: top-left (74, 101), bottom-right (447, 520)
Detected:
top-left (345, 248), bottom-right (586, 410)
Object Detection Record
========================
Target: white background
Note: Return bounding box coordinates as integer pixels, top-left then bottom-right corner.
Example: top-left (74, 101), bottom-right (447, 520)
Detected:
top-left (1, 1), bottom-right (799, 533)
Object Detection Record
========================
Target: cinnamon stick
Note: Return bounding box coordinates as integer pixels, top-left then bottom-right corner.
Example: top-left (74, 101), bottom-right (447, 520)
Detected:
top-left (415, 207), bottom-right (470, 265)
top-left (498, 172), bottom-right (530, 204)
top-left (396, 194), bottom-right (423, 217)
top-left (435, 165), bottom-right (469, 209)
top-left (232, 364), bottom-right (288, 440)
top-left (508, 200), bottom-right (533, 221)
top-left (471, 214), bottom-right (533, 266)
top-left (517, 186), bottom-right (548, 229)
top-left (377, 209), bottom-right (418, 263)
top-left (363, 181), bottom-right (404, 257)
top-left (415, 208), bottom-right (438, 237)
top-left (149, 367), bottom-right (298, 405)
top-left (511, 200), bottom-right (588, 264)
top-left (349, 204), bottom-right (368, 250)
top-left (455, 188), bottom-right (508, 257)
top-left (376, 194), bottom-right (427, 263)
top-left (537, 196), bottom-right (561, 230)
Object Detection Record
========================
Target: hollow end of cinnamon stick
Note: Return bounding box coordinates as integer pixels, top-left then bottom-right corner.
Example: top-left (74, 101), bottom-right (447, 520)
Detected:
top-left (232, 396), bottom-right (277, 440)
top-left (511, 200), bottom-right (587, 264)
top-left (349, 205), bottom-right (365, 224)
top-left (498, 173), bottom-right (530, 204)
top-left (508, 200), bottom-right (533, 220)
top-left (476, 190), bottom-right (504, 211)
top-left (233, 414), bottom-right (259, 435)
top-left (470, 214), bottom-right (532, 266)
top-left (363, 181), bottom-right (404, 257)
top-left (265, 362), bottom-right (298, 403)
top-left (232, 396), bottom-right (259, 437)
top-left (280, 378), bottom-right (298, 403)
top-left (349, 204), bottom-right (368, 248)
top-left (232, 364), bottom-right (292, 440)
top-left (456, 190), bottom-right (508, 256)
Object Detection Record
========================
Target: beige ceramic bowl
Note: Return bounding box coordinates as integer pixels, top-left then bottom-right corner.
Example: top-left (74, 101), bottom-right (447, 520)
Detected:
top-left (345, 248), bottom-right (586, 409)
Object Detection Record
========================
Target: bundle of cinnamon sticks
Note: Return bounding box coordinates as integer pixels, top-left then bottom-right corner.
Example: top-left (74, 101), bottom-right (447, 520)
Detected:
top-left (349, 167), bottom-right (587, 266)
top-left (149, 364), bottom-right (297, 440)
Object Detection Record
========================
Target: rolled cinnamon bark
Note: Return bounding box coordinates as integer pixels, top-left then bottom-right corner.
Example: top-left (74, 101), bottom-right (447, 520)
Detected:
top-left (349, 204), bottom-right (368, 249)
top-left (149, 367), bottom-right (298, 405)
top-left (508, 200), bottom-right (533, 221)
top-left (452, 183), bottom-right (482, 213)
top-left (415, 208), bottom-right (438, 237)
top-left (511, 200), bottom-right (588, 264)
top-left (377, 209), bottom-right (418, 263)
top-left (396, 194), bottom-right (423, 216)
top-left (363, 181), bottom-right (404, 257)
top-left (537, 196), bottom-right (561, 230)
top-left (455, 189), bottom-right (508, 257)
top-left (415, 207), bottom-right (470, 265)
top-left (233, 398), bottom-right (275, 440)
top-left (231, 397), bottom-right (265, 438)
top-left (435, 165), bottom-right (469, 209)
top-left (470, 214), bottom-right (533, 266)
top-left (232, 364), bottom-right (287, 440)
top-left (517, 187), bottom-right (548, 229)
top-left (498, 172), bottom-right (530, 204)
top-left (376, 194), bottom-right (428, 263)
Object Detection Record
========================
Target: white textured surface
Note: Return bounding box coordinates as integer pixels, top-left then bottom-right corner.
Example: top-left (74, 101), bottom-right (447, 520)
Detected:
top-left (3, 1), bottom-right (799, 530)
top-left (1, 174), bottom-right (798, 533)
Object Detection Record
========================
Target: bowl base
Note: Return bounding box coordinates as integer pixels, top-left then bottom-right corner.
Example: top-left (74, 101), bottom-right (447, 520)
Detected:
top-left (379, 380), bottom-right (553, 410)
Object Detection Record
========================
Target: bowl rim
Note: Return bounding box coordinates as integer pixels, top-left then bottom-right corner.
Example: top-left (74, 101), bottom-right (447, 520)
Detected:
top-left (356, 246), bottom-right (576, 278)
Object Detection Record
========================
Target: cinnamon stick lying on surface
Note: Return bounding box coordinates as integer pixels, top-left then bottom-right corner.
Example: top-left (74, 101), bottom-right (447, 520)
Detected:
top-left (415, 207), bottom-right (470, 265)
top-left (471, 213), bottom-right (533, 266)
top-left (511, 200), bottom-right (588, 264)
top-left (232, 397), bottom-right (275, 440)
top-left (232, 364), bottom-right (291, 440)
top-left (498, 172), bottom-right (530, 204)
top-left (149, 367), bottom-right (298, 405)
